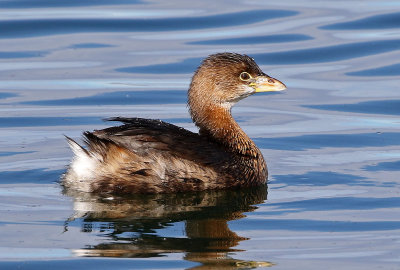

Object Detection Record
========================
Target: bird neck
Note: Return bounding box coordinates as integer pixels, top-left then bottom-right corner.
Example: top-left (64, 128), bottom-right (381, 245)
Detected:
top-left (191, 103), bottom-right (260, 158)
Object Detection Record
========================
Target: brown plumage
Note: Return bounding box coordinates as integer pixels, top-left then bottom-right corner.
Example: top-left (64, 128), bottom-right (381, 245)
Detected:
top-left (63, 52), bottom-right (286, 194)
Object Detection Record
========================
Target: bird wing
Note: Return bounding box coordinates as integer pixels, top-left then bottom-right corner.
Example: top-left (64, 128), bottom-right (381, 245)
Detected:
top-left (65, 118), bottom-right (239, 193)
top-left (90, 117), bottom-right (229, 167)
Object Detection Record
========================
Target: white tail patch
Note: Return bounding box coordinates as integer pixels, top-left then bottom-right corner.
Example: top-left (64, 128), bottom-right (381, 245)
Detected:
top-left (65, 136), bottom-right (99, 191)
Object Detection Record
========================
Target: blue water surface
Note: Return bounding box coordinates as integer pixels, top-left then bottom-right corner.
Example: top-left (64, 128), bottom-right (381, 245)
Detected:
top-left (0, 1), bottom-right (399, 270)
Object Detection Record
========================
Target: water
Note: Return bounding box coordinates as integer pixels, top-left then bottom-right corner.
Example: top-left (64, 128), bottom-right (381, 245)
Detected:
top-left (0, 0), bottom-right (399, 269)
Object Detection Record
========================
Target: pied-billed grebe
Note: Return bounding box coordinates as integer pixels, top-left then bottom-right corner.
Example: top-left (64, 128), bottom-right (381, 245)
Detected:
top-left (63, 52), bottom-right (286, 194)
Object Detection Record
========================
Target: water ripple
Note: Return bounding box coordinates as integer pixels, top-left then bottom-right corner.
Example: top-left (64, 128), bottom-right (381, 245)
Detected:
top-left (0, 259), bottom-right (193, 270)
top-left (363, 160), bottom-right (400, 171)
top-left (347, 63), bottom-right (400, 76)
top-left (0, 93), bottom-right (17, 99)
top-left (21, 90), bottom-right (186, 106)
top-left (255, 132), bottom-right (399, 151)
top-left (306, 99), bottom-right (400, 115)
top-left (1, 0), bottom-right (143, 9)
top-left (273, 171), bottom-right (373, 187)
top-left (188, 34), bottom-right (312, 45)
top-left (119, 39), bottom-right (400, 73)
top-left (1, 9), bottom-right (297, 39)
top-left (254, 39), bottom-right (400, 64)
top-left (0, 169), bottom-right (63, 184)
top-left (232, 218), bottom-right (400, 232)
top-left (117, 58), bottom-right (200, 74)
top-left (0, 117), bottom-right (103, 127)
top-left (0, 51), bottom-right (46, 59)
top-left (68, 43), bottom-right (114, 49)
top-left (321, 12), bottom-right (400, 30)
top-left (269, 197), bottom-right (400, 211)
top-left (0, 151), bottom-right (34, 157)
top-left (0, 116), bottom-right (189, 127)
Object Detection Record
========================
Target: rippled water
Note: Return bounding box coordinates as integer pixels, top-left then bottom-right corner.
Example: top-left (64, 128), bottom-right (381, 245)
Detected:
top-left (1, 0), bottom-right (400, 269)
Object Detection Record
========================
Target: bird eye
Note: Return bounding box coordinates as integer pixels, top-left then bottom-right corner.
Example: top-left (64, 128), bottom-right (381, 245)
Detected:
top-left (239, 72), bottom-right (252, 81)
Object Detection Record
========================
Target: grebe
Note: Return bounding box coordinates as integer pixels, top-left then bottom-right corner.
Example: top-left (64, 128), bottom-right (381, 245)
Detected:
top-left (63, 52), bottom-right (286, 194)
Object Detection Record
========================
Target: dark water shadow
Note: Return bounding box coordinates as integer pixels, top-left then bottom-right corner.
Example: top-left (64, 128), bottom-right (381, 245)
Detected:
top-left (255, 132), bottom-right (400, 151)
top-left (1, 0), bottom-right (143, 9)
top-left (63, 185), bottom-right (274, 269)
top-left (363, 160), bottom-right (400, 171)
top-left (120, 39), bottom-right (400, 73)
top-left (273, 171), bottom-right (375, 187)
top-left (305, 99), bottom-right (400, 116)
top-left (266, 196), bottom-right (400, 214)
top-left (0, 51), bottom-right (46, 58)
top-left (2, 9), bottom-right (297, 39)
top-left (68, 43), bottom-right (115, 49)
top-left (0, 116), bottom-right (104, 127)
top-left (117, 57), bottom-right (201, 74)
top-left (0, 168), bottom-right (63, 184)
top-left (0, 51), bottom-right (48, 59)
top-left (0, 93), bottom-right (17, 99)
top-left (252, 39), bottom-right (400, 64)
top-left (232, 217), bottom-right (400, 232)
top-left (188, 34), bottom-right (313, 45)
top-left (0, 151), bottom-right (34, 157)
top-left (347, 63), bottom-right (400, 76)
top-left (321, 12), bottom-right (400, 30)
top-left (21, 90), bottom-right (186, 106)
top-left (0, 259), bottom-right (194, 270)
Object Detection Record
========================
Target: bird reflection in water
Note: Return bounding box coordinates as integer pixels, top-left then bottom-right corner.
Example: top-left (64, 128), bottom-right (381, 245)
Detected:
top-left (63, 185), bottom-right (274, 269)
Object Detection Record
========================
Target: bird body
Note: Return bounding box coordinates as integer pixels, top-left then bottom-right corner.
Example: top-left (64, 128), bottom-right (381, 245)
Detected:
top-left (63, 53), bottom-right (286, 194)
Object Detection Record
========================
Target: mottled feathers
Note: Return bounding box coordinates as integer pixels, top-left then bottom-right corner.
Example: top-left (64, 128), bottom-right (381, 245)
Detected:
top-left (63, 117), bottom-right (237, 194)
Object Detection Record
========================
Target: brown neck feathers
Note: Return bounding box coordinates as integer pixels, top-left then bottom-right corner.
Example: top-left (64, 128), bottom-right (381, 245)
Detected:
top-left (190, 102), bottom-right (259, 158)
